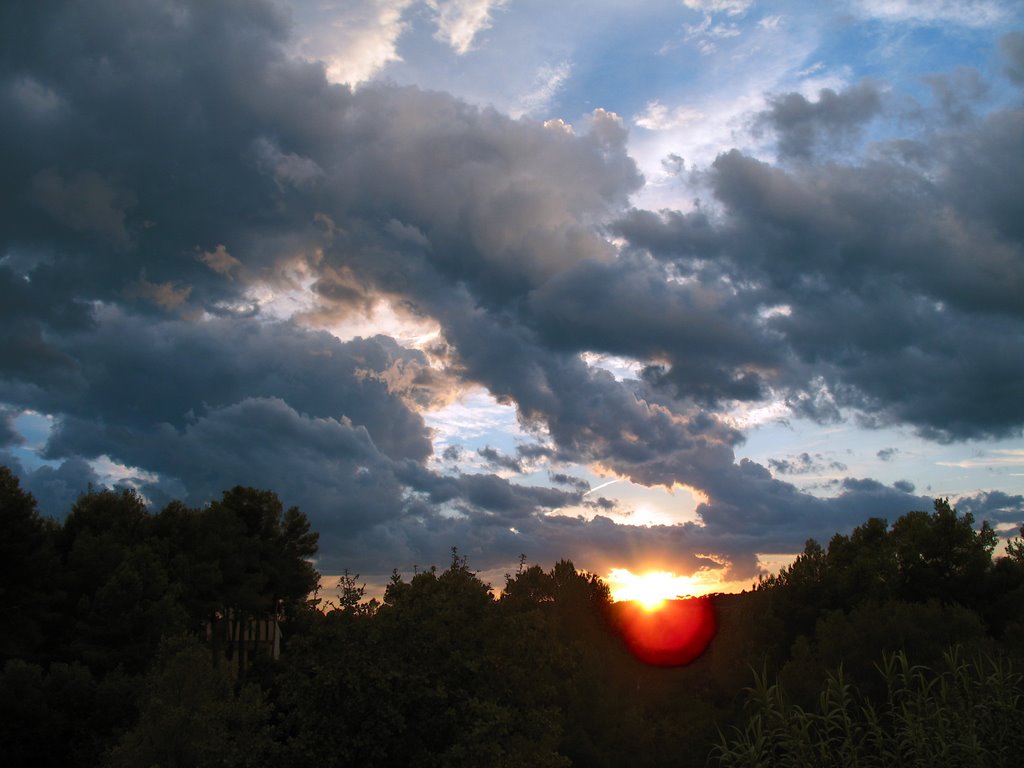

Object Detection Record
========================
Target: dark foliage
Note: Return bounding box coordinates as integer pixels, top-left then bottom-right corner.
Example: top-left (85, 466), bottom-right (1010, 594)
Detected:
top-left (1, 466), bottom-right (1021, 766)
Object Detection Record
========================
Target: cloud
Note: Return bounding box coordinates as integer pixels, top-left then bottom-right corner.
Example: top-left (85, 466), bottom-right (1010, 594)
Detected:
top-left (295, 0), bottom-right (414, 86)
top-left (27, 170), bottom-right (134, 247)
top-left (126, 273), bottom-right (193, 311)
top-left (1000, 31), bottom-right (1024, 85)
top-left (682, 0), bottom-right (752, 15)
top-left (0, 408), bottom-right (22, 447)
top-left (549, 472), bottom-right (591, 493)
top-left (26, 312), bottom-right (438, 465)
top-left (2, 0), bottom-right (1020, 581)
top-left (634, 101), bottom-right (705, 131)
top-left (477, 446), bottom-right (524, 473)
top-left (614, 86), bottom-right (1024, 442)
top-left (853, 0), bottom-right (1011, 28)
top-left (683, 13), bottom-right (744, 55)
top-left (923, 67), bottom-right (989, 126)
top-left (513, 60), bottom-right (572, 118)
top-left (428, 0), bottom-right (508, 55)
top-left (252, 137), bottom-right (325, 189)
top-left (0, 453), bottom-right (99, 518)
top-left (756, 81), bottom-right (884, 160)
top-left (955, 490), bottom-right (1024, 524)
top-left (198, 245), bottom-right (242, 278)
top-left (768, 452), bottom-right (848, 476)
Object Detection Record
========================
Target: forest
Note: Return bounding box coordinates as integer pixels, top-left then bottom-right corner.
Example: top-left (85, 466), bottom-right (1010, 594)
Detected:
top-left (1, 463), bottom-right (1022, 767)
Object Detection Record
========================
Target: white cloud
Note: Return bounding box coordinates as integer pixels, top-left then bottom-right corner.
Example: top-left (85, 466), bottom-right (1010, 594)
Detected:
top-left (294, 0), bottom-right (414, 86)
top-left (854, 0), bottom-right (1011, 28)
top-left (937, 450), bottom-right (1024, 469)
top-left (513, 60), bottom-right (573, 118)
top-left (682, 0), bottom-right (753, 15)
top-left (634, 100), bottom-right (705, 131)
top-left (684, 12), bottom-right (744, 55)
top-left (427, 0), bottom-right (509, 55)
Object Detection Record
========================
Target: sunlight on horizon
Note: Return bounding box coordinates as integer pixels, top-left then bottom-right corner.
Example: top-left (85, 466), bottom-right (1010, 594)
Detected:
top-left (606, 568), bottom-right (697, 609)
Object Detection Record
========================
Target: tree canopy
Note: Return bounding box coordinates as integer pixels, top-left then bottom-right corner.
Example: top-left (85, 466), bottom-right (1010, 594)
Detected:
top-left (1, 467), bottom-right (1021, 768)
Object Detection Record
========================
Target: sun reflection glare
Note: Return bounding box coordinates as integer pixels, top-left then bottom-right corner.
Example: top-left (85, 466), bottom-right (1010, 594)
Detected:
top-left (607, 569), bottom-right (694, 609)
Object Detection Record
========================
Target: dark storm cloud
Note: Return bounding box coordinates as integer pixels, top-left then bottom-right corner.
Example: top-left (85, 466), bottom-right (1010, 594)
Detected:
top-left (2, 0), bottom-right (1020, 580)
top-left (0, 453), bottom-right (100, 519)
top-left (615, 92), bottom-right (1024, 443)
top-left (477, 446), bottom-right (525, 473)
top-left (756, 81), bottom-right (884, 160)
top-left (14, 311), bottom-right (435, 463)
top-left (441, 445), bottom-right (464, 462)
top-left (526, 253), bottom-right (782, 404)
top-left (549, 472), bottom-right (591, 493)
top-left (694, 463), bottom-right (931, 564)
top-left (23, 458), bottom-right (101, 517)
top-left (0, 408), bottom-right (21, 447)
top-left (0, 0), bottom-right (662, 575)
top-left (346, 505), bottom-right (727, 579)
top-left (877, 447), bottom-right (900, 462)
top-left (956, 491), bottom-right (1024, 525)
top-left (768, 452), bottom-right (847, 476)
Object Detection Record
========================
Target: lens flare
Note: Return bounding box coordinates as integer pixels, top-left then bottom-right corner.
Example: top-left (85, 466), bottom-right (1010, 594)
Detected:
top-left (614, 597), bottom-right (717, 667)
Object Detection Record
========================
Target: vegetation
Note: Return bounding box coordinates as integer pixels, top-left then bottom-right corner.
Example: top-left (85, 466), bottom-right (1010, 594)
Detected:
top-left (714, 650), bottom-right (1024, 768)
top-left (1, 464), bottom-right (1022, 766)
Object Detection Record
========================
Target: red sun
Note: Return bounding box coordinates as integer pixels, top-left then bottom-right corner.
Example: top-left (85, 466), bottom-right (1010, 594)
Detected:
top-left (615, 597), bottom-right (717, 666)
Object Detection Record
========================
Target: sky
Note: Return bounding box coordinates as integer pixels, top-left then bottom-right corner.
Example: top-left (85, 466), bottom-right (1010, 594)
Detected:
top-left (2, 0), bottom-right (1024, 597)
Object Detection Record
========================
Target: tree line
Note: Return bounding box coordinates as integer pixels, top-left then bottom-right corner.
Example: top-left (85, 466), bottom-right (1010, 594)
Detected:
top-left (1, 464), bottom-right (1022, 766)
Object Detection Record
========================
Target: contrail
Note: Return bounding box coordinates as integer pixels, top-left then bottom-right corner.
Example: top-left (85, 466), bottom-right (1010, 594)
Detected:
top-left (583, 478), bottom-right (621, 496)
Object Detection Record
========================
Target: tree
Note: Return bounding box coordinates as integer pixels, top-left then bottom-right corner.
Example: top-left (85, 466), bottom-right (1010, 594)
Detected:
top-left (891, 498), bottom-right (997, 605)
top-left (0, 466), bottom-right (57, 663)
top-left (55, 486), bottom-right (185, 673)
top-left (201, 487), bottom-right (319, 673)
top-left (107, 638), bottom-right (277, 768)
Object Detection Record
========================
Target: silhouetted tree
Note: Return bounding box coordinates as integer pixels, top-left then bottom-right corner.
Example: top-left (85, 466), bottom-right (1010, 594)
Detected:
top-left (0, 467), bottom-right (57, 663)
top-left (107, 638), bottom-right (277, 768)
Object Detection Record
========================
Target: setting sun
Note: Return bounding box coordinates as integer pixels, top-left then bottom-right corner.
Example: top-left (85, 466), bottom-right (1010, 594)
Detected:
top-left (607, 569), bottom-right (695, 610)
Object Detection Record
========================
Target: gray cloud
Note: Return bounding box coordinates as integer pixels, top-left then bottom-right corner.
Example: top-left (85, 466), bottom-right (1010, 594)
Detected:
top-left (923, 67), bottom-right (989, 125)
top-left (442, 445), bottom-right (464, 462)
top-left (768, 452), bottom-right (847, 476)
top-left (517, 443), bottom-right (556, 461)
top-left (1000, 31), bottom-right (1024, 85)
top-left (956, 490), bottom-right (1024, 525)
top-left (757, 81), bottom-right (883, 160)
top-left (615, 96), bottom-right (1024, 443)
top-left (549, 472), bottom-right (591, 493)
top-left (0, 453), bottom-right (99, 518)
top-left (0, 408), bottom-right (22, 448)
top-left (877, 447), bottom-right (900, 462)
top-left (477, 446), bottom-right (525, 473)
top-left (1, 0), bottom-right (1019, 581)
top-left (18, 312), bottom-right (435, 464)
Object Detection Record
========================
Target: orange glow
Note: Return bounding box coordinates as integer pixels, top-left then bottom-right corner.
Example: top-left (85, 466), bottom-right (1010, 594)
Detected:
top-left (614, 597), bottom-right (717, 667)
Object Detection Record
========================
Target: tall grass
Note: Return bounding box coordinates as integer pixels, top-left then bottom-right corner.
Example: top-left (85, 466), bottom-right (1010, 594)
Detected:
top-left (713, 648), bottom-right (1023, 768)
